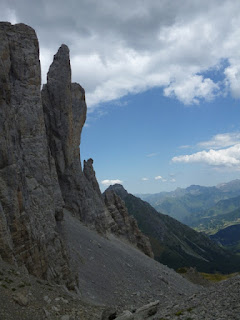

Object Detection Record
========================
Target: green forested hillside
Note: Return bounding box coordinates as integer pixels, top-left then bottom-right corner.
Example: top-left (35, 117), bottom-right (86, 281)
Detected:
top-left (106, 184), bottom-right (240, 273)
top-left (138, 180), bottom-right (240, 235)
top-left (210, 224), bottom-right (240, 253)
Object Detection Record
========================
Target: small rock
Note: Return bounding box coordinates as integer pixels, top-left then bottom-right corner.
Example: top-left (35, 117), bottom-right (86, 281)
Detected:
top-left (115, 310), bottom-right (133, 320)
top-left (13, 292), bottom-right (28, 306)
top-left (52, 305), bottom-right (60, 312)
top-left (101, 307), bottom-right (117, 320)
top-left (43, 308), bottom-right (50, 318)
top-left (61, 315), bottom-right (70, 320)
top-left (44, 295), bottom-right (51, 304)
top-left (134, 300), bottom-right (159, 319)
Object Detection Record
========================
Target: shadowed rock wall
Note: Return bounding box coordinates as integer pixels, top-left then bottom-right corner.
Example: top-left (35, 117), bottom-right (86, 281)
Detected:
top-left (0, 22), bottom-right (72, 284)
top-left (41, 45), bottom-right (110, 233)
top-left (0, 22), bottom-right (153, 285)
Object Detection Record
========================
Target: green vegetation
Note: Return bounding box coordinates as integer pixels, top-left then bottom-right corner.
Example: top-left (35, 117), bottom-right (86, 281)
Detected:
top-left (140, 181), bottom-right (240, 236)
top-left (115, 188), bottom-right (240, 274)
top-left (175, 310), bottom-right (184, 316)
top-left (200, 272), bottom-right (238, 282)
top-left (176, 267), bottom-right (188, 274)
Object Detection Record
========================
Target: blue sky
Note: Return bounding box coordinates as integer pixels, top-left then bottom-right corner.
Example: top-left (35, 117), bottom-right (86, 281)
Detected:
top-left (1, 0), bottom-right (240, 194)
top-left (82, 88), bottom-right (240, 193)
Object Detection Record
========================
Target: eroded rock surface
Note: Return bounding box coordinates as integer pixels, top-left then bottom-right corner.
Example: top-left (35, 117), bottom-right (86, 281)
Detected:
top-left (104, 190), bottom-right (154, 258)
top-left (0, 23), bottom-right (71, 284)
top-left (42, 45), bottom-right (109, 233)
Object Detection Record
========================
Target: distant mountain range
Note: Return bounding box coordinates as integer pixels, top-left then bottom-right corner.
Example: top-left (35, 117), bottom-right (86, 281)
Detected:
top-left (106, 184), bottom-right (240, 273)
top-left (137, 179), bottom-right (240, 234)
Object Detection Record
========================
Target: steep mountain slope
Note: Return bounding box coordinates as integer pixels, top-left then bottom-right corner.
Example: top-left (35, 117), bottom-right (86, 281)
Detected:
top-left (0, 22), bottom-right (154, 290)
top-left (62, 210), bottom-right (198, 311)
top-left (107, 184), bottom-right (240, 273)
top-left (210, 224), bottom-right (240, 253)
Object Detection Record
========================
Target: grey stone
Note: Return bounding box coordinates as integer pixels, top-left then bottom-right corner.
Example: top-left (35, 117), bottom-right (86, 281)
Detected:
top-left (101, 307), bottom-right (117, 320)
top-left (0, 22), bottom-right (72, 285)
top-left (134, 300), bottom-right (159, 319)
top-left (42, 45), bottom-right (110, 234)
top-left (104, 190), bottom-right (153, 257)
top-left (115, 310), bottom-right (134, 320)
top-left (13, 292), bottom-right (28, 306)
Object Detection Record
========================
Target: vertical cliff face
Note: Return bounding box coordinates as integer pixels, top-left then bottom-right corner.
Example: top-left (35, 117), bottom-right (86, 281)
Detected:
top-left (0, 22), bottom-right (152, 285)
top-left (41, 46), bottom-right (109, 233)
top-left (0, 23), bottom-right (71, 284)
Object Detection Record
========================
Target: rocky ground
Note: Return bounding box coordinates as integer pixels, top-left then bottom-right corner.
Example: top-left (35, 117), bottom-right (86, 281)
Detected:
top-left (1, 213), bottom-right (240, 319)
top-left (0, 259), bottom-right (104, 320)
top-left (62, 210), bottom-right (199, 311)
top-left (154, 275), bottom-right (240, 320)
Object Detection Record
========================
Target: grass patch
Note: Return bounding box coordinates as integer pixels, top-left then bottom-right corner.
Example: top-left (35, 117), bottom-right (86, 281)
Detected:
top-left (176, 267), bottom-right (188, 274)
top-left (175, 310), bottom-right (183, 316)
top-left (200, 272), bottom-right (238, 282)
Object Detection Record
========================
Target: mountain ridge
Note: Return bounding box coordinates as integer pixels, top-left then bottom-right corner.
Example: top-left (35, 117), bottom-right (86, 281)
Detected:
top-left (1, 22), bottom-right (240, 320)
top-left (106, 184), bottom-right (240, 273)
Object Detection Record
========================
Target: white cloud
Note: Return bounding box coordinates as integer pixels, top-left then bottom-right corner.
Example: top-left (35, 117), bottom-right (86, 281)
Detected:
top-left (224, 61), bottom-right (240, 98)
top-left (179, 145), bottom-right (192, 149)
top-left (2, 1), bottom-right (240, 107)
top-left (101, 179), bottom-right (123, 186)
top-left (146, 152), bottom-right (159, 157)
top-left (155, 176), bottom-right (167, 182)
top-left (198, 132), bottom-right (240, 150)
top-left (164, 75), bottom-right (219, 104)
top-left (172, 144), bottom-right (240, 168)
top-left (170, 178), bottom-right (176, 182)
top-left (141, 177), bottom-right (149, 181)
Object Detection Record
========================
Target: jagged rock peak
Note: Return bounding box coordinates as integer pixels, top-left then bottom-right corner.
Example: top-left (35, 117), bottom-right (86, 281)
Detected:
top-left (42, 44), bottom-right (110, 233)
top-left (106, 184), bottom-right (128, 199)
top-left (47, 44), bottom-right (71, 86)
top-left (83, 158), bottom-right (102, 197)
top-left (0, 22), bottom-right (73, 286)
top-left (103, 189), bottom-right (154, 258)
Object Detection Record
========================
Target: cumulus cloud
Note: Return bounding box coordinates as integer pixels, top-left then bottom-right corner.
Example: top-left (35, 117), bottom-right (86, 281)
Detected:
top-left (2, 0), bottom-right (240, 107)
top-left (101, 179), bottom-right (123, 186)
top-left (198, 132), bottom-right (240, 149)
top-left (155, 176), bottom-right (167, 182)
top-left (141, 177), bottom-right (149, 181)
top-left (172, 144), bottom-right (240, 168)
top-left (164, 75), bottom-right (219, 104)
